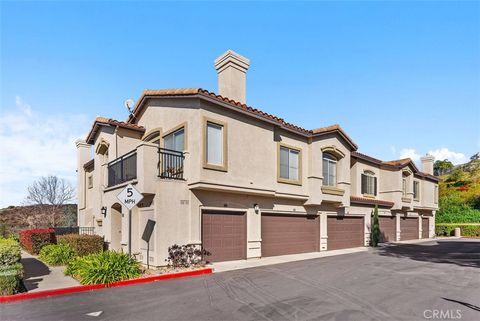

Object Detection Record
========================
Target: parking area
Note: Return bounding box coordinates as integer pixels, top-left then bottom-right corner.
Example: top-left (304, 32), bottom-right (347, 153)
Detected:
top-left (1, 239), bottom-right (479, 321)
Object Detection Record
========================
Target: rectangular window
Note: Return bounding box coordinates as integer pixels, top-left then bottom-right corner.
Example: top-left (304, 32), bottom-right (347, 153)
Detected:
top-left (279, 146), bottom-right (299, 181)
top-left (361, 174), bottom-right (377, 195)
top-left (206, 122), bottom-right (224, 166)
top-left (402, 178), bottom-right (407, 196)
top-left (413, 181), bottom-right (420, 200)
top-left (323, 158), bottom-right (336, 186)
top-left (164, 128), bottom-right (185, 152)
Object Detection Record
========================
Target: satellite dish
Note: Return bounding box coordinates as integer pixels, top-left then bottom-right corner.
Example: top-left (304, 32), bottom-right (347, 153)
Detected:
top-left (124, 99), bottom-right (134, 113)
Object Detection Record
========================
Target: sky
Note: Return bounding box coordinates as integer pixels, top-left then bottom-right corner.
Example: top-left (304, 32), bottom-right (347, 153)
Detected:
top-left (1, 1), bottom-right (479, 208)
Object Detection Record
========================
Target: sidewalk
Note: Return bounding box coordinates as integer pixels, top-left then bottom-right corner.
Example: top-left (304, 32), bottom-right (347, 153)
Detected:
top-left (211, 247), bottom-right (368, 273)
top-left (21, 251), bottom-right (79, 292)
top-left (390, 236), bottom-right (462, 245)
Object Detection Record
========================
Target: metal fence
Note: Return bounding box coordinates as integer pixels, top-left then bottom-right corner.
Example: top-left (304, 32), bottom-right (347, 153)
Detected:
top-left (108, 150), bottom-right (137, 187)
top-left (158, 148), bottom-right (185, 180)
top-left (79, 227), bottom-right (95, 235)
top-left (53, 227), bottom-right (79, 235)
top-left (52, 226), bottom-right (95, 235)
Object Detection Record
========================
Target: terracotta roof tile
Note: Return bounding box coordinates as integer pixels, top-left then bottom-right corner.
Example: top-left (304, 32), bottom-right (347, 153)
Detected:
top-left (382, 158), bottom-right (412, 167)
top-left (351, 151), bottom-right (383, 165)
top-left (126, 88), bottom-right (354, 146)
top-left (86, 116), bottom-right (145, 144)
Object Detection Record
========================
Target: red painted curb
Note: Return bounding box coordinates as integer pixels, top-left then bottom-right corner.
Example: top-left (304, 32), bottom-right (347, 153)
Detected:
top-left (0, 268), bottom-right (213, 304)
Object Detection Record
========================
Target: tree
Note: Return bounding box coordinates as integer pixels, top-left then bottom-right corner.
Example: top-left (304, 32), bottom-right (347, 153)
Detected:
top-left (434, 159), bottom-right (454, 176)
top-left (371, 205), bottom-right (380, 247)
top-left (25, 176), bottom-right (75, 227)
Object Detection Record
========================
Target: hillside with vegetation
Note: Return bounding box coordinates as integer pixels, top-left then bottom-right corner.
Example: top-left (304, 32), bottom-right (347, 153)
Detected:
top-left (435, 153), bottom-right (480, 223)
top-left (0, 204), bottom-right (77, 237)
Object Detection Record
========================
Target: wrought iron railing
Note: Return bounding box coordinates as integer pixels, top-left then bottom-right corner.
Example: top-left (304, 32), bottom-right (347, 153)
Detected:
top-left (108, 150), bottom-right (137, 187)
top-left (79, 227), bottom-right (95, 235)
top-left (158, 148), bottom-right (185, 180)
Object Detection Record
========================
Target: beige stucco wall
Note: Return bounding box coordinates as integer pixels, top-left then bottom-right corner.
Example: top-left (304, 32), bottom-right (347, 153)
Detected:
top-left (77, 96), bottom-right (438, 266)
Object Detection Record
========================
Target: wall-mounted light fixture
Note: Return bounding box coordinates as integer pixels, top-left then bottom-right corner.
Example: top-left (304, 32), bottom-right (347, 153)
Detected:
top-left (253, 204), bottom-right (260, 213)
top-left (101, 206), bottom-right (107, 218)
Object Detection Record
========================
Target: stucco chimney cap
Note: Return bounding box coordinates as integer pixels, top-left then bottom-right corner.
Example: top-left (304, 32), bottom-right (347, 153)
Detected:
top-left (214, 50), bottom-right (250, 73)
top-left (420, 154), bottom-right (435, 161)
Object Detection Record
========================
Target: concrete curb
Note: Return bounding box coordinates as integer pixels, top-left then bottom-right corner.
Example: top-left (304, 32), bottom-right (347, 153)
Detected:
top-left (0, 268), bottom-right (213, 304)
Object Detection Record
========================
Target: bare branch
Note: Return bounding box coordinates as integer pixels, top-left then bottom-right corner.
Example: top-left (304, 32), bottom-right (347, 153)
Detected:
top-left (25, 175), bottom-right (75, 206)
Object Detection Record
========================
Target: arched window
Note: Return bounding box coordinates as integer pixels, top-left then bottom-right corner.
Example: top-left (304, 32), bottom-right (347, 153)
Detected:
top-left (322, 153), bottom-right (337, 186)
top-left (361, 170), bottom-right (377, 196)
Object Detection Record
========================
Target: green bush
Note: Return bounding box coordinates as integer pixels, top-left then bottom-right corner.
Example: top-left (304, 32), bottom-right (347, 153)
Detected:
top-left (58, 234), bottom-right (104, 257)
top-left (0, 238), bottom-right (21, 266)
top-left (65, 251), bottom-right (141, 285)
top-left (39, 244), bottom-right (76, 266)
top-left (435, 224), bottom-right (480, 237)
top-left (370, 206), bottom-right (380, 247)
top-left (0, 263), bottom-right (23, 295)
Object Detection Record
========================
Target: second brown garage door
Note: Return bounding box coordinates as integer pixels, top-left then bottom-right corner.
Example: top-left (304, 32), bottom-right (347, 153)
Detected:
top-left (261, 214), bottom-right (319, 257)
top-left (327, 216), bottom-right (364, 250)
top-left (422, 218), bottom-right (429, 239)
top-left (202, 211), bottom-right (246, 262)
top-left (400, 217), bottom-right (419, 240)
top-left (379, 216), bottom-right (396, 242)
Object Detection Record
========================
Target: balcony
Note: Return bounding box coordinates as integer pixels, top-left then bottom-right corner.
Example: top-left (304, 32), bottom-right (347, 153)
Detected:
top-left (107, 150), bottom-right (137, 187)
top-left (158, 148), bottom-right (184, 180)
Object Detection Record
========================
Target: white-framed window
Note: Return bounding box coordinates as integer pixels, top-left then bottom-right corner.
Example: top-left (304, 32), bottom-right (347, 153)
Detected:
top-left (206, 122), bottom-right (224, 166)
top-left (164, 128), bottom-right (185, 152)
top-left (322, 153), bottom-right (337, 186)
top-left (413, 180), bottom-right (420, 200)
top-left (361, 170), bottom-right (377, 195)
top-left (402, 178), bottom-right (407, 196)
top-left (280, 146), bottom-right (300, 181)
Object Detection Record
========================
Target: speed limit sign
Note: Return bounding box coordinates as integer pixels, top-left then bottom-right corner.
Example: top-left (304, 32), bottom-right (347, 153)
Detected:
top-left (116, 184), bottom-right (143, 258)
top-left (117, 184), bottom-right (143, 210)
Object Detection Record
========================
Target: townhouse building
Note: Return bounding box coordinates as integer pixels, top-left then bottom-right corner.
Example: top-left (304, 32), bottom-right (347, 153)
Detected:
top-left (76, 50), bottom-right (439, 265)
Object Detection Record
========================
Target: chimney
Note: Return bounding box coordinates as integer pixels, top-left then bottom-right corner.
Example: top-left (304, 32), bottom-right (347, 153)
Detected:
top-left (420, 154), bottom-right (435, 175)
top-left (214, 50), bottom-right (250, 104)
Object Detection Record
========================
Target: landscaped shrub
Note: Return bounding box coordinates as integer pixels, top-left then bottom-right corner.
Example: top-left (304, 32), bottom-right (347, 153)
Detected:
top-left (370, 206), bottom-right (380, 247)
top-left (0, 238), bottom-right (21, 266)
top-left (435, 224), bottom-right (480, 237)
top-left (166, 244), bottom-right (203, 268)
top-left (65, 251), bottom-right (140, 285)
top-left (19, 228), bottom-right (56, 255)
top-left (39, 243), bottom-right (76, 266)
top-left (0, 263), bottom-right (23, 295)
top-left (57, 234), bottom-right (104, 257)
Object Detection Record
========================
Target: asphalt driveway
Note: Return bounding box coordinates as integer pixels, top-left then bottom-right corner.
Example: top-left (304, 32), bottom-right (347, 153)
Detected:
top-left (1, 239), bottom-right (479, 321)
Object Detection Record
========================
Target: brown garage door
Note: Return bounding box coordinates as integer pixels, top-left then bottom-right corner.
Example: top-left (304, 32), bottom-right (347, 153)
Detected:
top-left (261, 214), bottom-right (319, 257)
top-left (400, 217), bottom-right (419, 240)
top-left (379, 216), bottom-right (396, 242)
top-left (327, 216), bottom-right (364, 250)
top-left (202, 211), bottom-right (246, 262)
top-left (422, 218), bottom-right (429, 239)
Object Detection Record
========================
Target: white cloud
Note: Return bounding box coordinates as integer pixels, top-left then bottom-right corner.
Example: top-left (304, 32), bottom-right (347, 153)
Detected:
top-left (399, 148), bottom-right (421, 161)
top-left (0, 97), bottom-right (90, 207)
top-left (427, 148), bottom-right (467, 165)
top-left (15, 96), bottom-right (32, 117)
top-left (399, 147), bottom-right (467, 166)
